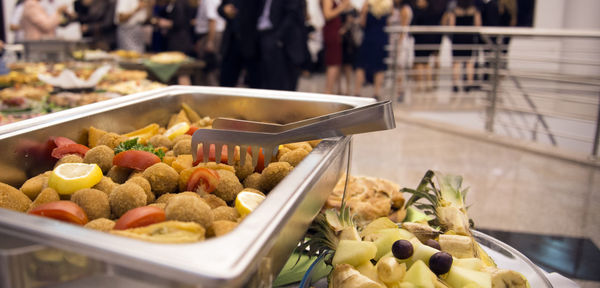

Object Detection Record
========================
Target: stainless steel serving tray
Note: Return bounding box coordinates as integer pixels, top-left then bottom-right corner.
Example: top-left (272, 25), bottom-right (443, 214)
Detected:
top-left (0, 86), bottom-right (388, 287)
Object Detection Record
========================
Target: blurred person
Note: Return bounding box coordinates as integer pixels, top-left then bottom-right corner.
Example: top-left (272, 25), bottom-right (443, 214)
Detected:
top-left (354, 0), bottom-right (393, 99)
top-left (475, 0), bottom-right (499, 84)
top-left (195, 0), bottom-right (226, 85)
top-left (218, 0), bottom-right (261, 88)
top-left (448, 0), bottom-right (481, 92)
top-left (160, 0), bottom-right (195, 54)
top-left (21, 0), bottom-right (67, 40)
top-left (498, 0), bottom-right (516, 64)
top-left (340, 7), bottom-right (359, 95)
top-left (9, 0), bottom-right (26, 43)
top-left (257, 0), bottom-right (307, 91)
top-left (321, 0), bottom-right (350, 94)
top-left (74, 0), bottom-right (117, 51)
top-left (150, 0), bottom-right (169, 52)
top-left (115, 0), bottom-right (148, 53)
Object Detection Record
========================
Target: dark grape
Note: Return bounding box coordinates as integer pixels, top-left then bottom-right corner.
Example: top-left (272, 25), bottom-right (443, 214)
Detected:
top-left (424, 239), bottom-right (441, 250)
top-left (429, 252), bottom-right (453, 275)
top-left (392, 240), bottom-right (413, 259)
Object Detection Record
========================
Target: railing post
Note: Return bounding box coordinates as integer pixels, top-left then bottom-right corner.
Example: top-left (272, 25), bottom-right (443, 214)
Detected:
top-left (485, 36), bottom-right (501, 132)
top-left (390, 30), bottom-right (400, 102)
top-left (592, 92), bottom-right (600, 158)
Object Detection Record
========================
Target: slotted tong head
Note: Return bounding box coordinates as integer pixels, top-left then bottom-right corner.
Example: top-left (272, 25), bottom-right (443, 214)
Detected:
top-left (191, 100), bottom-right (395, 168)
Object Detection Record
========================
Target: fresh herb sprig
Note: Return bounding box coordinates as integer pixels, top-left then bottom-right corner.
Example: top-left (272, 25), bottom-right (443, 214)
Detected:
top-left (115, 138), bottom-right (165, 159)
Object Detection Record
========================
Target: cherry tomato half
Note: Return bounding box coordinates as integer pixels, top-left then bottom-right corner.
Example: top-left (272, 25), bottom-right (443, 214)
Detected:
top-left (114, 206), bottom-right (166, 230)
top-left (187, 167), bottom-right (220, 193)
top-left (113, 150), bottom-right (161, 171)
top-left (51, 143), bottom-right (90, 159)
top-left (248, 147), bottom-right (266, 173)
top-left (185, 126), bottom-right (200, 135)
top-left (29, 201), bottom-right (89, 225)
top-left (193, 144), bottom-right (229, 166)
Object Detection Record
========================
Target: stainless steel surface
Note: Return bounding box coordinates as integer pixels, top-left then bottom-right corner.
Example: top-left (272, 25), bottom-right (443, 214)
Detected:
top-left (193, 101), bottom-right (395, 168)
top-left (0, 86), bottom-right (375, 287)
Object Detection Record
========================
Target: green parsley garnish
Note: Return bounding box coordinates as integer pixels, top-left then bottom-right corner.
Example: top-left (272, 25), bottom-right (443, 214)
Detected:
top-left (114, 138), bottom-right (165, 159)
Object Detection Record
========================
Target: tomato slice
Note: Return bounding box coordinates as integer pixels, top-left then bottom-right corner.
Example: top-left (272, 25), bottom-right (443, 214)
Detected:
top-left (186, 167), bottom-right (220, 193)
top-left (29, 201), bottom-right (89, 225)
top-left (193, 144), bottom-right (229, 165)
top-left (51, 143), bottom-right (90, 159)
top-left (248, 147), bottom-right (266, 173)
top-left (113, 150), bottom-right (161, 171)
top-left (114, 206), bottom-right (166, 230)
top-left (185, 126), bottom-right (200, 135)
top-left (52, 136), bottom-right (77, 148)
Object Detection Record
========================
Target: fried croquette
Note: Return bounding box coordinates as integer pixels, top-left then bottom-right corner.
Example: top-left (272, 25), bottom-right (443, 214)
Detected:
top-left (234, 152), bottom-right (254, 181)
top-left (156, 193), bottom-right (176, 204)
top-left (0, 182), bottom-right (31, 212)
top-left (283, 142), bottom-right (312, 152)
top-left (126, 177), bottom-right (154, 204)
top-left (213, 170), bottom-right (243, 202)
top-left (260, 162), bottom-right (293, 191)
top-left (83, 145), bottom-right (114, 173)
top-left (109, 183), bottom-right (147, 218)
top-left (178, 191), bottom-right (202, 199)
top-left (172, 134), bottom-right (191, 144)
top-left (243, 173), bottom-right (263, 190)
top-left (29, 187), bottom-right (60, 211)
top-left (88, 126), bottom-right (108, 148)
top-left (107, 166), bottom-right (132, 184)
top-left (84, 218), bottom-right (115, 232)
top-left (93, 176), bottom-right (118, 196)
top-left (212, 206), bottom-right (240, 222)
top-left (164, 195), bottom-right (213, 228)
top-left (97, 132), bottom-right (127, 149)
top-left (71, 188), bottom-right (111, 220)
top-left (142, 163), bottom-right (179, 196)
top-left (172, 139), bottom-right (191, 156)
top-left (200, 194), bottom-right (227, 209)
top-left (148, 135), bottom-right (173, 150)
top-left (148, 202), bottom-right (166, 210)
top-left (279, 148), bottom-right (309, 167)
top-left (20, 173), bottom-right (48, 200)
top-left (207, 220), bottom-right (238, 237)
top-left (55, 154), bottom-right (83, 168)
top-left (308, 140), bottom-right (321, 148)
top-left (171, 155), bottom-right (193, 173)
top-left (276, 147), bottom-right (292, 161)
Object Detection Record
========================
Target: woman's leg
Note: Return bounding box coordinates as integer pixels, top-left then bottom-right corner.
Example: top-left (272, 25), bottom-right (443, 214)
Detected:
top-left (373, 71), bottom-right (385, 99)
top-left (342, 64), bottom-right (354, 95)
top-left (354, 68), bottom-right (365, 96)
top-left (325, 65), bottom-right (341, 94)
top-left (452, 61), bottom-right (462, 92)
top-left (465, 59), bottom-right (475, 87)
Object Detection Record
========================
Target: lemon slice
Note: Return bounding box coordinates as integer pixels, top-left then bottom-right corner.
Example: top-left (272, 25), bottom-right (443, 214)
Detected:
top-left (48, 163), bottom-right (103, 195)
top-left (164, 122), bottom-right (190, 141)
top-left (235, 191), bottom-right (266, 217)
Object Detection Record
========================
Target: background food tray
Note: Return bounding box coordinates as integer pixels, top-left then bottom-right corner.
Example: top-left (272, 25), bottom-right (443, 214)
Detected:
top-left (0, 86), bottom-right (378, 287)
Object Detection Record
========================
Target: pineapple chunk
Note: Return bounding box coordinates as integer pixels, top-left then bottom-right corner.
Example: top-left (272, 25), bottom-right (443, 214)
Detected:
top-left (361, 217), bottom-right (399, 240)
top-left (445, 265), bottom-right (492, 288)
top-left (401, 260), bottom-right (436, 288)
top-left (454, 258), bottom-right (484, 271)
top-left (332, 240), bottom-right (377, 267)
top-left (376, 256), bottom-right (407, 284)
top-left (330, 264), bottom-right (385, 288)
top-left (373, 228), bottom-right (415, 260)
top-left (357, 261), bottom-right (384, 285)
top-left (439, 234), bottom-right (476, 259)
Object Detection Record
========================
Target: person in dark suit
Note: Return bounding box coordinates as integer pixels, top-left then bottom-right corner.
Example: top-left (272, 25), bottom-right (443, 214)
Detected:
top-left (218, 0), bottom-right (261, 88)
top-left (257, 0), bottom-right (307, 91)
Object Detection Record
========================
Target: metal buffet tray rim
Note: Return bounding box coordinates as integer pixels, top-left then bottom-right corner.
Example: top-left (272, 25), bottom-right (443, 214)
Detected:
top-left (0, 86), bottom-right (378, 287)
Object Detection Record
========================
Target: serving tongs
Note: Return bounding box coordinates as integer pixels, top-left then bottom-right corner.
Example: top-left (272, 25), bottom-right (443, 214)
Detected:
top-left (191, 100), bottom-right (395, 168)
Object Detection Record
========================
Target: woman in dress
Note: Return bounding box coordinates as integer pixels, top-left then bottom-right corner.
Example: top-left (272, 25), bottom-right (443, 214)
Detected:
top-left (448, 0), bottom-right (481, 92)
top-left (354, 0), bottom-right (394, 99)
top-left (410, 0), bottom-right (446, 92)
top-left (322, 0), bottom-right (350, 94)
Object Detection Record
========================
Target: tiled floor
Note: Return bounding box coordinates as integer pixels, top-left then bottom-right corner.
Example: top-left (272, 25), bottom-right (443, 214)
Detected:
top-left (297, 74), bottom-right (600, 287)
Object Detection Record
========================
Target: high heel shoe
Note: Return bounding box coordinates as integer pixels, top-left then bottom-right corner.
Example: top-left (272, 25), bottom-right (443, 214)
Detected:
top-left (452, 86), bottom-right (459, 93)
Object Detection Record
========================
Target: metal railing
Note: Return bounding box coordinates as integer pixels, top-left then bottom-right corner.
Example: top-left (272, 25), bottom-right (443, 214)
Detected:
top-left (384, 26), bottom-right (600, 158)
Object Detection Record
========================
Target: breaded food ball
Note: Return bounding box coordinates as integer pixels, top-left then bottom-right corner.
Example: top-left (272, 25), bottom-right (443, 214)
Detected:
top-left (243, 173), bottom-right (263, 190)
top-left (128, 170), bottom-right (144, 179)
top-left (0, 182), bottom-right (31, 212)
top-left (148, 202), bottom-right (166, 210)
top-left (283, 142), bottom-right (312, 152)
top-left (142, 163), bottom-right (179, 196)
top-left (260, 162), bottom-right (293, 191)
top-left (93, 177), bottom-right (118, 196)
top-left (20, 173), bottom-right (48, 200)
top-left (234, 152), bottom-right (254, 181)
top-left (165, 195), bottom-right (213, 228)
top-left (178, 191), bottom-right (202, 199)
top-left (107, 166), bottom-right (132, 184)
top-left (148, 135), bottom-right (173, 150)
top-left (83, 145), bottom-right (114, 174)
top-left (308, 140), bottom-right (321, 148)
top-left (156, 193), bottom-right (176, 204)
top-left (71, 188), bottom-right (111, 220)
top-left (213, 170), bottom-right (243, 202)
top-left (200, 194), bottom-right (227, 209)
top-left (29, 187), bottom-right (60, 211)
top-left (126, 177), bottom-right (154, 204)
top-left (279, 148), bottom-right (309, 167)
top-left (212, 206), bottom-right (240, 222)
top-left (172, 134), bottom-right (191, 144)
top-left (84, 218), bottom-right (115, 232)
top-left (173, 139), bottom-right (191, 156)
top-left (109, 183), bottom-right (146, 218)
top-left (207, 220), bottom-right (238, 237)
top-left (97, 133), bottom-right (127, 149)
top-left (55, 154), bottom-right (83, 168)
top-left (276, 147), bottom-right (292, 161)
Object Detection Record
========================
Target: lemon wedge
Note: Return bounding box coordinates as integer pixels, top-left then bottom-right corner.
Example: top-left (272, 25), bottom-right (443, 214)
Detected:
top-left (48, 163), bottom-right (103, 195)
top-left (235, 190), bottom-right (266, 217)
top-left (164, 122), bottom-right (190, 141)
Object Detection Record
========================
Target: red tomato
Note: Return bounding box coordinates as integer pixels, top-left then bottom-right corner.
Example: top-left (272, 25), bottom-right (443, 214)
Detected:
top-left (185, 126), bottom-right (200, 135)
top-left (187, 167), bottom-right (220, 193)
top-left (247, 147), bottom-right (266, 173)
top-left (51, 143), bottom-right (90, 159)
top-left (52, 137), bottom-right (77, 148)
top-left (29, 201), bottom-right (89, 225)
top-left (113, 150), bottom-right (161, 171)
top-left (193, 144), bottom-right (229, 165)
top-left (114, 206), bottom-right (166, 230)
